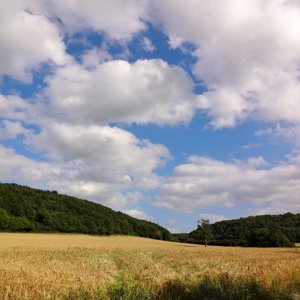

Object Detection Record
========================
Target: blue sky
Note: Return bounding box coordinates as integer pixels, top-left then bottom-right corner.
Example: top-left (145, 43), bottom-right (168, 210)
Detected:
top-left (1, 1), bottom-right (300, 232)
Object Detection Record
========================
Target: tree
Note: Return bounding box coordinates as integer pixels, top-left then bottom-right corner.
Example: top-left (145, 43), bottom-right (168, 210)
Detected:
top-left (249, 228), bottom-right (294, 247)
top-left (0, 182), bottom-right (172, 240)
top-left (0, 208), bottom-right (9, 230)
top-left (195, 219), bottom-right (214, 247)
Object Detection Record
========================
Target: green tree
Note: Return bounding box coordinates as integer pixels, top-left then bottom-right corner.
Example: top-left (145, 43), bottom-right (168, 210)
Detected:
top-left (0, 182), bottom-right (172, 240)
top-left (9, 216), bottom-right (32, 232)
top-left (195, 219), bottom-right (214, 247)
top-left (249, 228), bottom-right (294, 247)
top-left (0, 208), bottom-right (9, 230)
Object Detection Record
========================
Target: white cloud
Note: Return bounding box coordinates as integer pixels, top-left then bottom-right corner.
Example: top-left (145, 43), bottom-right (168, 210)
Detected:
top-left (2, 0), bottom-right (300, 219)
top-left (257, 123), bottom-right (300, 148)
top-left (0, 71), bottom-right (173, 210)
top-left (141, 37), bottom-right (155, 52)
top-left (32, 123), bottom-right (170, 181)
top-left (0, 120), bottom-right (171, 208)
top-left (0, 145), bottom-right (125, 208)
top-left (242, 143), bottom-right (262, 151)
top-left (0, 144), bottom-right (66, 185)
top-left (0, 95), bottom-right (31, 121)
top-left (0, 2), bottom-right (193, 211)
top-left (0, 120), bottom-right (31, 141)
top-left (149, 0), bottom-right (300, 128)
top-left (123, 208), bottom-right (152, 221)
top-left (22, 122), bottom-right (170, 207)
top-left (37, 0), bottom-right (149, 40)
top-left (82, 48), bottom-right (112, 68)
top-left (232, 156), bottom-right (268, 168)
top-left (45, 59), bottom-right (197, 126)
top-left (156, 155), bottom-right (300, 214)
top-left (198, 213), bottom-right (227, 224)
top-left (3, 0), bottom-right (300, 130)
top-left (0, 0), bottom-right (149, 82)
top-left (0, 1), bottom-right (68, 82)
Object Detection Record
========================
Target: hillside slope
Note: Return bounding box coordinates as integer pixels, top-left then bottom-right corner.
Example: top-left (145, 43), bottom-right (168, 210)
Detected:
top-left (189, 213), bottom-right (300, 246)
top-left (0, 183), bottom-right (171, 240)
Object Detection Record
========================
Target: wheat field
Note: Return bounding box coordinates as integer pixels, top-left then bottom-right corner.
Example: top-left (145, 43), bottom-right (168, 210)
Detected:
top-left (0, 233), bottom-right (299, 299)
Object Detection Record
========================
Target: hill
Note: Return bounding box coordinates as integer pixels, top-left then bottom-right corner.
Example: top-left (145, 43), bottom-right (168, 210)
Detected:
top-left (189, 213), bottom-right (300, 247)
top-left (0, 182), bottom-right (171, 240)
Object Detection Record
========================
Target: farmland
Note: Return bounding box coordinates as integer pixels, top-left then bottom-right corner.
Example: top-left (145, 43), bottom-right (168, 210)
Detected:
top-left (0, 233), bottom-right (299, 299)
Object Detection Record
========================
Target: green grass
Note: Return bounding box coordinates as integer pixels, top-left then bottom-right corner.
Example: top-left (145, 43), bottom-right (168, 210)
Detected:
top-left (62, 275), bottom-right (300, 300)
top-left (295, 243), bottom-right (300, 247)
top-left (98, 275), bottom-right (300, 300)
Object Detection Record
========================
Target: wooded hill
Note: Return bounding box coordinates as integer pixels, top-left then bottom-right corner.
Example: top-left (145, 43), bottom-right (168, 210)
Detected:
top-left (188, 213), bottom-right (300, 247)
top-left (0, 183), bottom-right (171, 240)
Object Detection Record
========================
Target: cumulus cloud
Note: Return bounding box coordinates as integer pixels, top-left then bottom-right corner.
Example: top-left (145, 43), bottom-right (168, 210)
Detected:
top-left (0, 0), bottom-right (149, 82)
top-left (0, 1), bottom-right (68, 82)
top-left (4, 0), bottom-right (300, 130)
top-left (0, 95), bottom-right (31, 121)
top-left (123, 208), bottom-right (152, 221)
top-left (0, 144), bottom-right (126, 208)
top-left (0, 144), bottom-right (66, 185)
top-left (0, 120), bottom-right (31, 141)
top-left (36, 0), bottom-right (149, 40)
top-left (0, 121), bottom-right (171, 208)
top-left (45, 58), bottom-right (197, 126)
top-left (2, 0), bottom-right (300, 219)
top-left (141, 37), bottom-right (155, 52)
top-left (1, 2), bottom-right (195, 211)
top-left (257, 123), bottom-right (300, 148)
top-left (81, 48), bottom-right (112, 68)
top-left (156, 155), bottom-right (300, 214)
top-left (22, 122), bottom-right (170, 206)
top-left (150, 0), bottom-right (300, 128)
top-left (32, 123), bottom-right (170, 181)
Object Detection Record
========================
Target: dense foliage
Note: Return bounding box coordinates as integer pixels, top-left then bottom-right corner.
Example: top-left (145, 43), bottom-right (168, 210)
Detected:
top-left (0, 183), bottom-right (171, 240)
top-left (192, 219), bottom-right (214, 247)
top-left (189, 213), bottom-right (300, 247)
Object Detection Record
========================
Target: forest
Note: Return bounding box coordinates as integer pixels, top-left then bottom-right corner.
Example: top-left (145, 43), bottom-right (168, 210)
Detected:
top-left (1, 182), bottom-right (299, 247)
top-left (186, 213), bottom-right (300, 247)
top-left (0, 183), bottom-right (171, 240)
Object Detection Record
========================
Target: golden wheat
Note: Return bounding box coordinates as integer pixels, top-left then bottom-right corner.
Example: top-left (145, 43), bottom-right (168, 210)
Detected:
top-left (0, 233), bottom-right (299, 299)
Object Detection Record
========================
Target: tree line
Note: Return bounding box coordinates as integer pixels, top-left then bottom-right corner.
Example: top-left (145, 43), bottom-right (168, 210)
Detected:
top-left (0, 183), bottom-right (171, 240)
top-left (176, 213), bottom-right (300, 247)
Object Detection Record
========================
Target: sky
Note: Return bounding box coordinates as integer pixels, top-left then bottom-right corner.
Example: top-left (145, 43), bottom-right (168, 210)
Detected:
top-left (1, 0), bottom-right (300, 232)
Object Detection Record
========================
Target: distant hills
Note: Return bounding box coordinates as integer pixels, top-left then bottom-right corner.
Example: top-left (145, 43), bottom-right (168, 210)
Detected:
top-left (1, 182), bottom-right (299, 247)
top-left (0, 183), bottom-right (171, 240)
top-left (186, 213), bottom-right (300, 247)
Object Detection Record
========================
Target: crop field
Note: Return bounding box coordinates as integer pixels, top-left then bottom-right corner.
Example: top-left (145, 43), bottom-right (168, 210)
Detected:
top-left (0, 233), bottom-right (299, 299)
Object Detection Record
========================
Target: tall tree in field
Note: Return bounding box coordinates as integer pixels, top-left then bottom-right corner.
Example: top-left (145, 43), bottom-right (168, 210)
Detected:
top-left (195, 219), bottom-right (214, 247)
